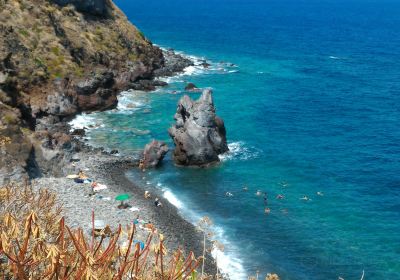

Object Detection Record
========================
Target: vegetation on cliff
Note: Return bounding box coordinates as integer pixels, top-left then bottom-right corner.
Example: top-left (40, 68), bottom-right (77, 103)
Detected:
top-left (0, 0), bottom-right (163, 116)
top-left (0, 0), bottom-right (164, 183)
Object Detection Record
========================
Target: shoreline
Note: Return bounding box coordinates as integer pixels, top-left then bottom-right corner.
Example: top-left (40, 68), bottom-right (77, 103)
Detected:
top-left (31, 138), bottom-right (219, 276)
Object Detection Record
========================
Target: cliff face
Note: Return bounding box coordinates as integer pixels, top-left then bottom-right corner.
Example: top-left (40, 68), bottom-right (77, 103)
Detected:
top-left (0, 0), bottom-right (165, 184)
top-left (0, 0), bottom-right (163, 119)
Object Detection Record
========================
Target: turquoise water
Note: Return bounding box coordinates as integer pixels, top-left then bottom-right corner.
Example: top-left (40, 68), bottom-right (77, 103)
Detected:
top-left (72, 0), bottom-right (400, 279)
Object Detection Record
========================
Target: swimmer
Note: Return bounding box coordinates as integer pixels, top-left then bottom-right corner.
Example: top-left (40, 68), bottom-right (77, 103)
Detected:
top-left (276, 194), bottom-right (284, 199)
top-left (264, 207), bottom-right (271, 214)
top-left (256, 190), bottom-right (262, 196)
top-left (225, 192), bottom-right (234, 197)
top-left (281, 208), bottom-right (288, 215)
top-left (279, 181), bottom-right (289, 187)
top-left (300, 196), bottom-right (310, 201)
top-left (317, 191), bottom-right (324, 196)
top-left (243, 186), bottom-right (248, 191)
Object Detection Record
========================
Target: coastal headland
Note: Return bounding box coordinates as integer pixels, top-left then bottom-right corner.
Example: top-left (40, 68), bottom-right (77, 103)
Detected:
top-left (0, 0), bottom-right (218, 276)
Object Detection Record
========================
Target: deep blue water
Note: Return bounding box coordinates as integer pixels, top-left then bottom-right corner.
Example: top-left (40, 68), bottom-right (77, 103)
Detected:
top-left (75, 0), bottom-right (400, 279)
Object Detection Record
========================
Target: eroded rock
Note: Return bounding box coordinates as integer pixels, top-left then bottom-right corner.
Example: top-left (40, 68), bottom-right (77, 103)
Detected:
top-left (142, 140), bottom-right (169, 168)
top-left (168, 89), bottom-right (228, 166)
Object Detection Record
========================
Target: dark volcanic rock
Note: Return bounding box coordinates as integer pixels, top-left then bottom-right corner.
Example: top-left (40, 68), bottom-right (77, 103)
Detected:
top-left (71, 128), bottom-right (86, 137)
top-left (130, 79), bottom-right (168, 91)
top-left (154, 49), bottom-right (194, 77)
top-left (142, 140), bottom-right (169, 168)
top-left (51, 0), bottom-right (108, 16)
top-left (168, 89), bottom-right (228, 166)
top-left (184, 82), bottom-right (199, 92)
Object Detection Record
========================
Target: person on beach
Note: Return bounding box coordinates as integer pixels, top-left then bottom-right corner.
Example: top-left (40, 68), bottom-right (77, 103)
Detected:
top-left (154, 198), bottom-right (162, 207)
top-left (78, 170), bottom-right (88, 180)
top-left (139, 159), bottom-right (145, 171)
top-left (133, 214), bottom-right (140, 225)
top-left (144, 190), bottom-right (151, 199)
top-left (89, 181), bottom-right (97, 196)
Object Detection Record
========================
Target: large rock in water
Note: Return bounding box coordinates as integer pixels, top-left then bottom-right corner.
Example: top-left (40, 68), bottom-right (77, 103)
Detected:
top-left (142, 140), bottom-right (169, 168)
top-left (168, 89), bottom-right (228, 166)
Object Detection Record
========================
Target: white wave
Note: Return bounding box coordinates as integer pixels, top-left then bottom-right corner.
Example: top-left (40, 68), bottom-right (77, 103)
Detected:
top-left (162, 189), bottom-right (183, 209)
top-left (157, 46), bottom-right (238, 82)
top-left (329, 56), bottom-right (341, 60)
top-left (117, 90), bottom-right (149, 112)
top-left (219, 141), bottom-right (260, 161)
top-left (156, 183), bottom-right (247, 279)
top-left (69, 113), bottom-right (97, 130)
top-left (211, 226), bottom-right (247, 280)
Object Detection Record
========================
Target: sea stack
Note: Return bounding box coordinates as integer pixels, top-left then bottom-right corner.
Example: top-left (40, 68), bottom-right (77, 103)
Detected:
top-left (168, 89), bottom-right (228, 166)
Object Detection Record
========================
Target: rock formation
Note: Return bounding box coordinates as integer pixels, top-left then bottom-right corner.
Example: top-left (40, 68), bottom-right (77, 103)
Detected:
top-left (184, 83), bottom-right (200, 91)
top-left (168, 89), bottom-right (228, 166)
top-left (142, 140), bottom-right (169, 168)
top-left (0, 0), bottom-right (191, 183)
top-left (154, 49), bottom-right (193, 77)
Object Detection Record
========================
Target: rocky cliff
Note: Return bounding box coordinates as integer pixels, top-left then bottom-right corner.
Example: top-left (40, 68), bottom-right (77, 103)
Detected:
top-left (0, 0), bottom-right (180, 184)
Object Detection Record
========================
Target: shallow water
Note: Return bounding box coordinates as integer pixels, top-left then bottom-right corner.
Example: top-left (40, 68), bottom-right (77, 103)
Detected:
top-left (72, 0), bottom-right (400, 279)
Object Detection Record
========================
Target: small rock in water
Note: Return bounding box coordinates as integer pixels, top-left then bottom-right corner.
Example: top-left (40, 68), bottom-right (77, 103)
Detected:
top-left (184, 82), bottom-right (199, 91)
top-left (71, 129), bottom-right (86, 136)
top-left (141, 140), bottom-right (169, 168)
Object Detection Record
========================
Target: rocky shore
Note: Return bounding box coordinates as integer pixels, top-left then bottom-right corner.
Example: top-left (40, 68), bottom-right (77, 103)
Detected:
top-left (29, 138), bottom-right (217, 275)
top-left (0, 0), bottom-right (219, 276)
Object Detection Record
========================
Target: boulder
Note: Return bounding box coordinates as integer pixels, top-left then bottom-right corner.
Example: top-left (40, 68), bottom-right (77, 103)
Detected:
top-left (168, 89), bottom-right (228, 166)
top-left (142, 140), bottom-right (169, 168)
top-left (184, 83), bottom-right (199, 91)
top-left (71, 128), bottom-right (86, 136)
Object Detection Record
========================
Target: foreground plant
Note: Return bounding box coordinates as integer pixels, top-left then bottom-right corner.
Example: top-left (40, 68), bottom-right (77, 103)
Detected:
top-left (0, 184), bottom-right (202, 279)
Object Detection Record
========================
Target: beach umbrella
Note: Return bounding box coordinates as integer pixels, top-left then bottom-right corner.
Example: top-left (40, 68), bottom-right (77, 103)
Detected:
top-left (115, 194), bottom-right (130, 208)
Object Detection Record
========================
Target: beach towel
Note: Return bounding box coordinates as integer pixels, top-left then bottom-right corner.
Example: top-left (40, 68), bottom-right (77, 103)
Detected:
top-left (93, 183), bottom-right (107, 191)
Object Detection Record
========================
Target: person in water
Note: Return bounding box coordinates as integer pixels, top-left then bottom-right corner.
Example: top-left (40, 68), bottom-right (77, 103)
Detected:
top-left (300, 195), bottom-right (310, 201)
top-left (276, 194), bottom-right (284, 199)
top-left (263, 192), bottom-right (270, 214)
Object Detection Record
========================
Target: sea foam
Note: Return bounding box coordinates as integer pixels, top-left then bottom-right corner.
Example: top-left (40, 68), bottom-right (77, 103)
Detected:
top-left (156, 183), bottom-right (247, 279)
top-left (219, 141), bottom-right (261, 161)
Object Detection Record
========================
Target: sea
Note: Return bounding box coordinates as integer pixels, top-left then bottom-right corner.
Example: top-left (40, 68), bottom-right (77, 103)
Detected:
top-left (70, 0), bottom-right (400, 279)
